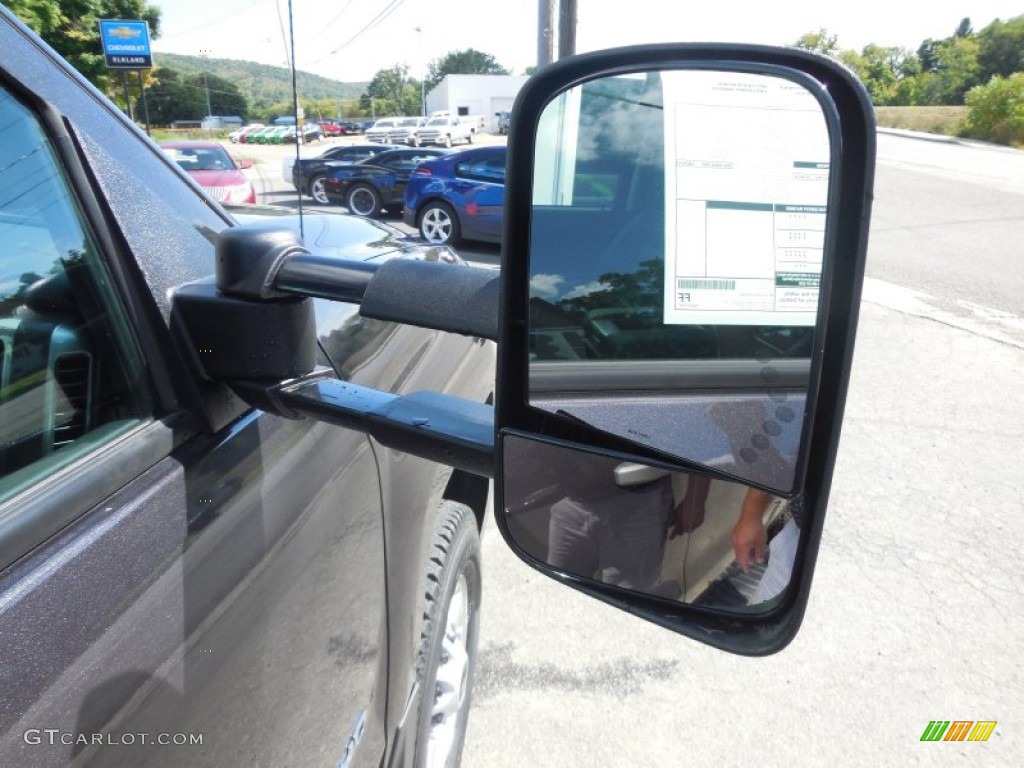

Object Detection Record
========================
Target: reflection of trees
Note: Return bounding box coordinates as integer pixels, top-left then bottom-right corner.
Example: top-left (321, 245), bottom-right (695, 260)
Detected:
top-left (557, 258), bottom-right (664, 318)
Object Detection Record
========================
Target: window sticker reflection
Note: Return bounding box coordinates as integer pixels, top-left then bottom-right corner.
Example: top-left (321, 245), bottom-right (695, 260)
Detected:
top-left (663, 71), bottom-right (830, 327)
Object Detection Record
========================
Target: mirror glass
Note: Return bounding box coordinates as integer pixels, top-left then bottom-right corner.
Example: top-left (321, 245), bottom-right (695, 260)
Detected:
top-left (527, 68), bottom-right (832, 492)
top-left (502, 435), bottom-right (802, 610)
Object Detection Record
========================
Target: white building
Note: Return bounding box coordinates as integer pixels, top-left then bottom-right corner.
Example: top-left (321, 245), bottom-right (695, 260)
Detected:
top-left (425, 74), bottom-right (530, 132)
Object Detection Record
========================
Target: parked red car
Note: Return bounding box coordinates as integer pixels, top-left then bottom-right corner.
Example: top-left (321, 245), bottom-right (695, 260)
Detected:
top-left (316, 118), bottom-right (342, 137)
top-left (159, 141), bottom-right (257, 204)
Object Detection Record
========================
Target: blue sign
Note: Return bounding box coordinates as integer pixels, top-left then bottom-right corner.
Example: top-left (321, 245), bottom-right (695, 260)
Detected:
top-left (98, 19), bottom-right (153, 69)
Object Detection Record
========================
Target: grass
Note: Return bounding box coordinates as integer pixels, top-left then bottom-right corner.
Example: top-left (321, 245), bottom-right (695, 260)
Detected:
top-left (150, 127), bottom-right (233, 142)
top-left (874, 106), bottom-right (967, 137)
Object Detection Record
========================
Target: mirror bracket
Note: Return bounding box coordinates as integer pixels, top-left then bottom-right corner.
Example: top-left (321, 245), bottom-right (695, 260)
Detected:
top-left (231, 372), bottom-right (495, 478)
top-left (215, 222), bottom-right (501, 340)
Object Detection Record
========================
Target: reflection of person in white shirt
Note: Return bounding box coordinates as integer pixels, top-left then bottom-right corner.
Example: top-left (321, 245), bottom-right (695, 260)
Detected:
top-left (731, 488), bottom-right (801, 603)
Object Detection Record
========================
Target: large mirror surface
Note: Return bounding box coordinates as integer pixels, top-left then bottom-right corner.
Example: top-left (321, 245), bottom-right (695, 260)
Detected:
top-left (527, 68), bottom-right (833, 492)
top-left (502, 435), bottom-right (802, 610)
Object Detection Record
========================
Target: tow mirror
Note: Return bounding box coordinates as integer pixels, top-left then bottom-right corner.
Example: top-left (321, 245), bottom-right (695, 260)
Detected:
top-left (495, 45), bottom-right (875, 654)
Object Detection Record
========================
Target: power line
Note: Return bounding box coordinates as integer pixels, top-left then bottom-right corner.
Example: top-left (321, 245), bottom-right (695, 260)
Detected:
top-left (304, 0), bottom-right (356, 46)
top-left (330, 0), bottom-right (406, 54)
top-left (304, 0), bottom-right (407, 67)
top-left (155, 0), bottom-right (265, 43)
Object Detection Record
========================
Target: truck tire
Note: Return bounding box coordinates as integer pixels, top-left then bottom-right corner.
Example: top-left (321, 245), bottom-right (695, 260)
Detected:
top-left (443, 134), bottom-right (453, 148)
top-left (413, 501), bottom-right (481, 768)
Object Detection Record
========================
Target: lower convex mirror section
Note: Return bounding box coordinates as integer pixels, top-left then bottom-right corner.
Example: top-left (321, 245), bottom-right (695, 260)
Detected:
top-left (500, 434), bottom-right (803, 610)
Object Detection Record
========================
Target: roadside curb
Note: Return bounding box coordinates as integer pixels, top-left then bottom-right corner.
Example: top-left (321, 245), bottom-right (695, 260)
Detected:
top-left (877, 126), bottom-right (1021, 153)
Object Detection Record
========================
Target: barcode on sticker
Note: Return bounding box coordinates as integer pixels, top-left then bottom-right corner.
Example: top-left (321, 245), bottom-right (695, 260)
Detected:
top-left (677, 279), bottom-right (736, 290)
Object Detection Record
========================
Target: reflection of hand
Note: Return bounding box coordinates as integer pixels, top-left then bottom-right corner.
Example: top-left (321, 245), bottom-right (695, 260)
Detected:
top-left (731, 516), bottom-right (767, 572)
top-left (669, 495), bottom-right (705, 538)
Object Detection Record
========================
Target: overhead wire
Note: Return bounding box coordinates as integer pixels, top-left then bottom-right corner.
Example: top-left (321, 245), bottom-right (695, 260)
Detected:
top-left (304, 0), bottom-right (407, 67)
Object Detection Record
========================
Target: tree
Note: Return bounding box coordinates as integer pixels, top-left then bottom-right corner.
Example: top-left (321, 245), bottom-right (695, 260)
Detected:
top-left (190, 72), bottom-right (248, 119)
top-left (138, 68), bottom-right (248, 123)
top-left (962, 72), bottom-right (1024, 145)
top-left (363, 64), bottom-right (418, 115)
top-left (7, 0), bottom-right (161, 96)
top-left (137, 67), bottom-right (196, 124)
top-left (926, 35), bottom-right (981, 104)
top-left (976, 15), bottom-right (1024, 82)
top-left (424, 49), bottom-right (509, 92)
top-left (794, 29), bottom-right (840, 57)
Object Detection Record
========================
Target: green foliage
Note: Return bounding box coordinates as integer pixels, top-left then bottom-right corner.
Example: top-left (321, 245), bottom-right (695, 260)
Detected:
top-left (153, 52), bottom-right (365, 114)
top-left (361, 64), bottom-right (422, 115)
top-left (923, 35), bottom-right (981, 104)
top-left (795, 16), bottom-right (1024, 109)
top-left (794, 29), bottom-right (839, 56)
top-left (961, 72), bottom-right (1024, 145)
top-left (138, 68), bottom-right (247, 124)
top-left (425, 49), bottom-right (509, 92)
top-left (976, 15), bottom-right (1024, 81)
top-left (7, 0), bottom-right (161, 95)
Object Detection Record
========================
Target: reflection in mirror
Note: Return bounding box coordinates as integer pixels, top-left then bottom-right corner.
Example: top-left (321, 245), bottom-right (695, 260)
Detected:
top-left (502, 435), bottom-right (803, 610)
top-left (527, 68), bottom-right (832, 492)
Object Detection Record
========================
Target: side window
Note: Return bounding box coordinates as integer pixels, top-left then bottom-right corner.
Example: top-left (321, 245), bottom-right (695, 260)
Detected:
top-left (455, 153), bottom-right (506, 183)
top-left (0, 87), bottom-right (150, 502)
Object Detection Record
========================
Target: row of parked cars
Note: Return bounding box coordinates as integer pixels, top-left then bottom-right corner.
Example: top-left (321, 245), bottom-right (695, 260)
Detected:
top-left (365, 113), bottom-right (479, 148)
top-left (287, 143), bottom-right (506, 245)
top-left (229, 122), bottom-right (324, 144)
top-left (160, 138), bottom-right (507, 247)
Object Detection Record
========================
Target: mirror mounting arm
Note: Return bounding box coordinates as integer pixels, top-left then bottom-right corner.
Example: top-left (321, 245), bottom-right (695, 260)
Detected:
top-left (216, 223), bottom-right (500, 340)
top-left (231, 372), bottom-right (495, 478)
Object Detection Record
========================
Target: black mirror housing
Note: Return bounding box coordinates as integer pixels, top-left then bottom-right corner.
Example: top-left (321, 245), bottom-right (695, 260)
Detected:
top-left (495, 44), bottom-right (875, 655)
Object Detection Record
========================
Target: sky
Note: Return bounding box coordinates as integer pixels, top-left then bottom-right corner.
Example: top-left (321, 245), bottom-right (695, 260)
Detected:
top-left (150, 0), bottom-right (1024, 82)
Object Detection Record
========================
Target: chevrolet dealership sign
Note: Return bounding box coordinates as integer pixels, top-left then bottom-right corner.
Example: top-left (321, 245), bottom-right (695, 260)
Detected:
top-left (98, 19), bottom-right (153, 68)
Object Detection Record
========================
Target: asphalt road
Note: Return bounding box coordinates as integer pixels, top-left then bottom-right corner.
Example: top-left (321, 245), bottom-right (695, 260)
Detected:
top-left (237, 133), bottom-right (1023, 766)
top-left (461, 130), bottom-right (1024, 767)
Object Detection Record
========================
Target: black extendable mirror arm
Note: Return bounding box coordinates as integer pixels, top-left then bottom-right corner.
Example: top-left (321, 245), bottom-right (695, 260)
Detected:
top-left (216, 224), bottom-right (501, 341)
top-left (173, 223), bottom-right (499, 478)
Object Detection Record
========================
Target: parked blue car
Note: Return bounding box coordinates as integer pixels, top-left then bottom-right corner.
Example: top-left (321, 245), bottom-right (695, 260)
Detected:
top-left (404, 146), bottom-right (506, 246)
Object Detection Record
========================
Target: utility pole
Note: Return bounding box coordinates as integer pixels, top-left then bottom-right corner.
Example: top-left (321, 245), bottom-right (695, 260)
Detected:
top-left (202, 70), bottom-right (213, 119)
top-left (537, 0), bottom-right (554, 68)
top-left (414, 26), bottom-right (426, 116)
top-left (199, 50), bottom-right (213, 124)
top-left (558, 0), bottom-right (577, 58)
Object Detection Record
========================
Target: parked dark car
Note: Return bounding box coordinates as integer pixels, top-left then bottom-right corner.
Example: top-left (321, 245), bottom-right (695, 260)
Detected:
top-left (0, 8), bottom-right (491, 768)
top-left (289, 143), bottom-right (402, 203)
top-left (292, 122), bottom-right (323, 143)
top-left (404, 145), bottom-right (506, 245)
top-left (322, 148), bottom-right (449, 217)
